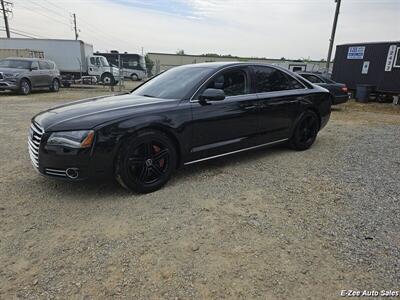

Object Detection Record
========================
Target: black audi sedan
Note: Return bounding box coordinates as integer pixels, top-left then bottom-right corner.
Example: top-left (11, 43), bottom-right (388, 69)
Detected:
top-left (297, 72), bottom-right (348, 105)
top-left (29, 62), bottom-right (331, 193)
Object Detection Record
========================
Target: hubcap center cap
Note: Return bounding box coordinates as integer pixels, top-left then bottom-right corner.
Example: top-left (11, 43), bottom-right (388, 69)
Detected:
top-left (145, 159), bottom-right (153, 167)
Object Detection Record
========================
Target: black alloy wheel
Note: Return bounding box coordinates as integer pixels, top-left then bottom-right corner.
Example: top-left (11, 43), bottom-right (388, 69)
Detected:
top-left (115, 130), bottom-right (177, 193)
top-left (290, 110), bottom-right (319, 151)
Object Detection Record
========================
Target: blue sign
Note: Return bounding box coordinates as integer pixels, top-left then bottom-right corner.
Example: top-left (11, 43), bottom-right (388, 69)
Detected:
top-left (347, 46), bottom-right (365, 59)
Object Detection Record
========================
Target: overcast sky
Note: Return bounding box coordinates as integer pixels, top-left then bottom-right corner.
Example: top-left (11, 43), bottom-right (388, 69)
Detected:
top-left (5, 0), bottom-right (400, 60)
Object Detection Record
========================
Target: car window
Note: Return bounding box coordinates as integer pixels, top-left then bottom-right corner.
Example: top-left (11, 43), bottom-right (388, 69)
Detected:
top-left (95, 57), bottom-right (101, 66)
top-left (302, 74), bottom-right (324, 83)
top-left (0, 59), bottom-right (31, 69)
top-left (253, 66), bottom-right (304, 92)
top-left (205, 69), bottom-right (248, 97)
top-left (48, 61), bottom-right (55, 69)
top-left (31, 61), bottom-right (39, 70)
top-left (90, 57), bottom-right (96, 65)
top-left (38, 61), bottom-right (50, 70)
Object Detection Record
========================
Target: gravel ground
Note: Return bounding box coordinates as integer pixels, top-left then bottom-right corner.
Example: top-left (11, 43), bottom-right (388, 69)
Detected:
top-left (0, 87), bottom-right (399, 299)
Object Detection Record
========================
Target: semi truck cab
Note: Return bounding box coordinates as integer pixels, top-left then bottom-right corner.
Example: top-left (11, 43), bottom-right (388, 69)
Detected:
top-left (88, 55), bottom-right (120, 84)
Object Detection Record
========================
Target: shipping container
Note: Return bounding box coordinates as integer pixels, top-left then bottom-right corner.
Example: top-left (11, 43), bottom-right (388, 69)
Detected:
top-left (332, 41), bottom-right (400, 94)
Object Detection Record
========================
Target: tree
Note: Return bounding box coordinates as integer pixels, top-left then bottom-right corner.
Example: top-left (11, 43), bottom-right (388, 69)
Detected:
top-left (176, 49), bottom-right (185, 55)
top-left (145, 54), bottom-right (155, 77)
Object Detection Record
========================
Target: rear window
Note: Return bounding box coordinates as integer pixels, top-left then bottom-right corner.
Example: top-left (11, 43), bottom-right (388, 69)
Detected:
top-left (301, 74), bottom-right (324, 83)
top-left (321, 76), bottom-right (335, 84)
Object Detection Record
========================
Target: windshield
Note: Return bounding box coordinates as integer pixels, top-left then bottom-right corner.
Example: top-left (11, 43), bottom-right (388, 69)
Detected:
top-left (132, 66), bottom-right (212, 99)
top-left (100, 56), bottom-right (109, 67)
top-left (0, 59), bottom-right (31, 69)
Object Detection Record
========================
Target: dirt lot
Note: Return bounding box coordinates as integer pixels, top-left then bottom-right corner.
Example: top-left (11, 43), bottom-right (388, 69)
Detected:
top-left (0, 87), bottom-right (399, 299)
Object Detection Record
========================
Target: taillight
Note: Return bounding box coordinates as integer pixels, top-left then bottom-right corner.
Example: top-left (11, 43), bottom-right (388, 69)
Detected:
top-left (341, 86), bottom-right (348, 93)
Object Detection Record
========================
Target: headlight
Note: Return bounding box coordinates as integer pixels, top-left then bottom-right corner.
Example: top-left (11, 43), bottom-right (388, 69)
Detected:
top-left (4, 73), bottom-right (19, 78)
top-left (47, 130), bottom-right (95, 148)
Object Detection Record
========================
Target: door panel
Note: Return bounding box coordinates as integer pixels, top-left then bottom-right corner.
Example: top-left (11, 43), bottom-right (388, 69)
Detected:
top-left (38, 61), bottom-right (51, 86)
top-left (29, 62), bottom-right (43, 88)
top-left (189, 94), bottom-right (260, 161)
top-left (256, 90), bottom-right (303, 141)
top-left (251, 66), bottom-right (304, 141)
top-left (187, 66), bottom-right (262, 162)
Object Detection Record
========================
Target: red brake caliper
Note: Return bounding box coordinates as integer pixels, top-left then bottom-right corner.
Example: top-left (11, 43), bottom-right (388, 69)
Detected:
top-left (152, 145), bottom-right (165, 168)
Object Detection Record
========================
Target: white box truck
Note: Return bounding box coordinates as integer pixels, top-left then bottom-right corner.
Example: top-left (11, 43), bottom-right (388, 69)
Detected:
top-left (0, 38), bottom-right (120, 86)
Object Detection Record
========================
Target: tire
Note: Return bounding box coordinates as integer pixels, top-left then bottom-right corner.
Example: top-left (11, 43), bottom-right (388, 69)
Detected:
top-left (115, 130), bottom-right (177, 193)
top-left (50, 79), bottom-right (60, 92)
top-left (131, 73), bottom-right (138, 81)
top-left (289, 110), bottom-right (319, 151)
top-left (101, 73), bottom-right (114, 85)
top-left (19, 78), bottom-right (31, 95)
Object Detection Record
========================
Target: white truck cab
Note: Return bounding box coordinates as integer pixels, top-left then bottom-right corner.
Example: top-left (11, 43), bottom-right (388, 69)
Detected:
top-left (88, 55), bottom-right (120, 84)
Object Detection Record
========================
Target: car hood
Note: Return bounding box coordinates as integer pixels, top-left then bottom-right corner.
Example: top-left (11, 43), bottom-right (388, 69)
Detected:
top-left (0, 67), bottom-right (27, 74)
top-left (33, 93), bottom-right (180, 131)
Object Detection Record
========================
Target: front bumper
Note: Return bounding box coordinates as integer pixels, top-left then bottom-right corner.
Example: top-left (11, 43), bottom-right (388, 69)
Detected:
top-left (28, 122), bottom-right (105, 181)
top-left (0, 80), bottom-right (18, 90)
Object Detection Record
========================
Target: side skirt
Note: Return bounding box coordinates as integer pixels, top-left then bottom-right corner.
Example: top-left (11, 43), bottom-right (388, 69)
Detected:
top-left (183, 138), bottom-right (288, 165)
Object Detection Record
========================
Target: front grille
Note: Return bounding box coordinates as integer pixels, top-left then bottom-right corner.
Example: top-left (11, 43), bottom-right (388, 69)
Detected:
top-left (28, 122), bottom-right (44, 169)
top-left (45, 168), bottom-right (67, 177)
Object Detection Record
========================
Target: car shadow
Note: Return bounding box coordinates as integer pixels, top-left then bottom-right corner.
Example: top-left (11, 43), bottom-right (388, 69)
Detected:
top-left (331, 106), bottom-right (343, 112)
top-left (0, 89), bottom-right (54, 97)
top-left (38, 143), bottom-right (292, 198)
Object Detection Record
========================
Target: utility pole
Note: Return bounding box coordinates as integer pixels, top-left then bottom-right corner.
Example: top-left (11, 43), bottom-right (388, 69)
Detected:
top-left (73, 13), bottom-right (78, 40)
top-left (326, 0), bottom-right (341, 73)
top-left (0, 0), bottom-right (12, 38)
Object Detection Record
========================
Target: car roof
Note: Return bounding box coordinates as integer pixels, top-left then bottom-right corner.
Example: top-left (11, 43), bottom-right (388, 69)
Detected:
top-left (179, 61), bottom-right (297, 73)
top-left (298, 72), bottom-right (323, 76)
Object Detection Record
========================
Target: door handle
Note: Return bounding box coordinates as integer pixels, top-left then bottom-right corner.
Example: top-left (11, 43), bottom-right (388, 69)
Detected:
top-left (244, 105), bottom-right (257, 111)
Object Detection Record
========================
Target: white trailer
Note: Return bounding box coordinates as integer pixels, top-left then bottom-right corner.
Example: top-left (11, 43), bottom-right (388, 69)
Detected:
top-left (0, 38), bottom-right (120, 86)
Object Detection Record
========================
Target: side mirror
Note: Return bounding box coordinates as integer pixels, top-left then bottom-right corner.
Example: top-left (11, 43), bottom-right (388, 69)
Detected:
top-left (199, 88), bottom-right (225, 102)
top-left (30, 66), bottom-right (39, 71)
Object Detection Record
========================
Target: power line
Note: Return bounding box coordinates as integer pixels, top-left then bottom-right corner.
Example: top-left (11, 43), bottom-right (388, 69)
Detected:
top-left (30, 0), bottom-right (70, 22)
top-left (32, 0), bottom-right (127, 46)
top-left (0, 28), bottom-right (37, 38)
top-left (15, 1), bottom-right (71, 28)
top-left (5, 26), bottom-right (44, 38)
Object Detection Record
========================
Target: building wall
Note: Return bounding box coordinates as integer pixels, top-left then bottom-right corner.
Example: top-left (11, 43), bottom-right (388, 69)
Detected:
top-left (147, 52), bottom-right (331, 75)
top-left (0, 48), bottom-right (44, 59)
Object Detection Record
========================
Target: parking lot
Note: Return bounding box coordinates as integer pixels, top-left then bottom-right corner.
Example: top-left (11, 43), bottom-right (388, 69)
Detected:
top-left (0, 87), bottom-right (399, 299)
